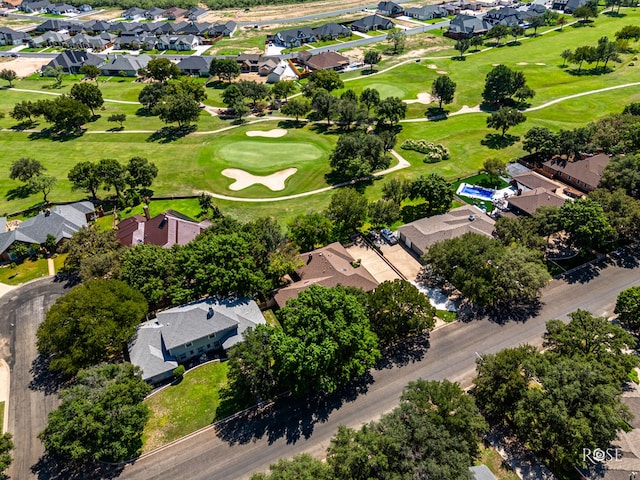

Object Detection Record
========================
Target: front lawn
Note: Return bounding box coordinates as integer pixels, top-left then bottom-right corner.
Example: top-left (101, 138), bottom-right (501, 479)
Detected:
top-left (142, 361), bottom-right (242, 452)
top-left (0, 253), bottom-right (66, 285)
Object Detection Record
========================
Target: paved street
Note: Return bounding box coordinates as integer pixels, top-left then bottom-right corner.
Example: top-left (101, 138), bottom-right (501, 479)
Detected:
top-left (0, 278), bottom-right (71, 480)
top-left (119, 255), bottom-right (640, 480)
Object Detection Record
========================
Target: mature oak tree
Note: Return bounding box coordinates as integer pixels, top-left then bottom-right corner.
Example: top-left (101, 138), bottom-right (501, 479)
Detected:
top-left (70, 82), bottom-right (104, 116)
top-left (431, 75), bottom-right (456, 110)
top-left (288, 211), bottom-right (334, 252)
top-left (615, 286), bottom-right (640, 333)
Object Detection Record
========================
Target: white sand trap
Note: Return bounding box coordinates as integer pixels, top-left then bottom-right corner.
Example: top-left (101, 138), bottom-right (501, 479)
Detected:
top-left (492, 63), bottom-right (500, 66)
top-left (427, 64), bottom-right (437, 69)
top-left (246, 128), bottom-right (288, 138)
top-left (535, 62), bottom-right (546, 66)
top-left (222, 167), bottom-right (297, 191)
top-left (517, 62), bottom-right (529, 65)
top-left (404, 92), bottom-right (433, 104)
top-left (436, 70), bottom-right (448, 75)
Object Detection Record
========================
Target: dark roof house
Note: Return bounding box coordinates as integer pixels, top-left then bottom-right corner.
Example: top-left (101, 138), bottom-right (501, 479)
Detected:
top-left (208, 20), bottom-right (237, 37)
top-left (187, 6), bottom-right (207, 21)
top-left (397, 206), bottom-right (496, 257)
top-left (298, 50), bottom-right (350, 71)
top-left (377, 1), bottom-right (403, 16)
top-left (116, 208), bottom-right (212, 248)
top-left (542, 153), bottom-right (611, 193)
top-left (507, 187), bottom-right (566, 216)
top-left (405, 5), bottom-right (448, 20)
top-left (312, 22), bottom-right (351, 40)
top-left (273, 26), bottom-right (316, 47)
top-left (44, 49), bottom-right (104, 73)
top-left (351, 14), bottom-right (394, 32)
top-left (122, 6), bottom-right (145, 20)
top-left (445, 14), bottom-right (491, 39)
top-left (177, 55), bottom-right (210, 76)
top-left (128, 297), bottom-right (266, 384)
top-left (99, 53), bottom-right (151, 76)
top-left (0, 27), bottom-right (30, 45)
top-left (274, 242), bottom-right (378, 308)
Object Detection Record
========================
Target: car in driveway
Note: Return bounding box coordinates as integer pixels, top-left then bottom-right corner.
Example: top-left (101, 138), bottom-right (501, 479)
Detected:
top-left (380, 228), bottom-right (398, 245)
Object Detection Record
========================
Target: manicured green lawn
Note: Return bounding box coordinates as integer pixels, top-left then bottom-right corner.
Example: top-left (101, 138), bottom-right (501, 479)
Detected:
top-left (0, 253), bottom-right (65, 285)
top-left (0, 401), bottom-right (4, 433)
top-left (142, 361), bottom-right (236, 453)
top-left (436, 309), bottom-right (457, 322)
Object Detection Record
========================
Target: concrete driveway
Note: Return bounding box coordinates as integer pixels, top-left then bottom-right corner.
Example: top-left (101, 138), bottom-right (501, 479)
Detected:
top-left (345, 242), bottom-right (401, 284)
top-left (0, 278), bottom-right (70, 479)
top-left (379, 244), bottom-right (422, 281)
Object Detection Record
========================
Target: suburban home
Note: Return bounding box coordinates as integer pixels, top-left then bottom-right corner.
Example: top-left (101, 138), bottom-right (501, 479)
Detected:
top-left (35, 18), bottom-right (72, 32)
top-left (267, 61), bottom-right (294, 83)
top-left (312, 22), bottom-right (351, 40)
top-left (273, 26), bottom-right (316, 48)
top-left (0, 201), bottom-right (94, 261)
top-left (44, 49), bottom-right (104, 73)
top-left (128, 297), bottom-right (266, 384)
top-left (21, 0), bottom-right (51, 13)
top-left (47, 2), bottom-right (77, 15)
top-left (397, 206), bottom-right (496, 257)
top-left (257, 57), bottom-right (279, 76)
top-left (157, 20), bottom-right (189, 34)
top-left (298, 50), bottom-right (350, 71)
top-left (405, 5), bottom-right (449, 20)
top-left (115, 31), bottom-right (142, 49)
top-left (506, 188), bottom-right (566, 216)
top-left (511, 171), bottom-right (562, 193)
top-left (83, 19), bottom-right (111, 33)
top-left (68, 32), bottom-right (111, 50)
top-left (78, 3), bottom-right (91, 11)
top-left (483, 6), bottom-right (523, 26)
top-left (187, 6), bottom-right (207, 21)
top-left (156, 34), bottom-right (201, 51)
top-left (0, 26), bottom-right (30, 45)
top-left (376, 1), bottom-right (404, 16)
top-left (274, 242), bottom-right (379, 308)
top-left (351, 14), bottom-right (394, 33)
top-left (116, 208), bottom-right (211, 248)
top-left (542, 153), bottom-right (611, 194)
top-left (177, 55), bottom-right (210, 76)
top-left (181, 21), bottom-right (212, 36)
top-left (144, 7), bottom-right (165, 20)
top-left (122, 6), bottom-right (145, 20)
top-left (552, 0), bottom-right (587, 12)
top-left (99, 53), bottom-right (151, 76)
top-left (164, 6), bottom-right (187, 20)
top-left (139, 34), bottom-right (159, 50)
top-left (445, 14), bottom-right (491, 38)
top-left (29, 30), bottom-right (70, 48)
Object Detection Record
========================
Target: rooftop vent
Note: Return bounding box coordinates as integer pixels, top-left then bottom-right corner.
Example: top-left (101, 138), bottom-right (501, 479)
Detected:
top-left (468, 214), bottom-right (476, 221)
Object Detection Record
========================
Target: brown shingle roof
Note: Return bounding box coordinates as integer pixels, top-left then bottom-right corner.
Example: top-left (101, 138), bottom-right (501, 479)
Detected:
top-left (274, 242), bottom-right (378, 307)
top-left (512, 171), bottom-right (561, 192)
top-left (507, 187), bottom-right (566, 216)
top-left (116, 210), bottom-right (211, 248)
top-left (542, 153), bottom-right (611, 192)
top-left (397, 206), bottom-right (495, 256)
top-left (303, 51), bottom-right (349, 71)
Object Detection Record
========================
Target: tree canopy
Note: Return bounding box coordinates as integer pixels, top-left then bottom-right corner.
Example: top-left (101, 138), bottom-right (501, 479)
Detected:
top-left (36, 279), bottom-right (148, 375)
top-left (144, 57), bottom-right (181, 83)
top-left (407, 173), bottom-right (454, 216)
top-left (615, 286), bottom-right (640, 333)
top-left (329, 131), bottom-right (387, 181)
top-left (9, 157), bottom-right (45, 183)
top-left (326, 188), bottom-right (369, 238)
top-left (39, 362), bottom-right (151, 462)
top-left (0, 433), bottom-right (13, 475)
top-left (431, 75), bottom-right (456, 110)
top-left (70, 82), bottom-right (104, 116)
top-left (482, 65), bottom-right (530, 105)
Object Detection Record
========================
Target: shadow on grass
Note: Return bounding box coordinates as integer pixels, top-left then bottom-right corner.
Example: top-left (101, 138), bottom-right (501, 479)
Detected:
top-left (214, 371), bottom-right (374, 446)
top-left (603, 10), bottom-right (626, 17)
top-left (360, 68), bottom-right (378, 75)
top-left (206, 80), bottom-right (232, 90)
top-left (10, 120), bottom-right (38, 131)
top-left (6, 184), bottom-right (33, 201)
top-left (106, 126), bottom-right (124, 132)
top-left (426, 107), bottom-right (448, 120)
top-left (32, 454), bottom-right (125, 480)
top-left (566, 66), bottom-right (614, 76)
top-left (28, 128), bottom-right (85, 142)
top-left (309, 122), bottom-right (334, 135)
top-left (507, 40), bottom-right (522, 46)
top-left (451, 55), bottom-right (466, 61)
top-left (401, 203), bottom-right (438, 223)
top-left (146, 125), bottom-right (196, 143)
top-left (277, 119), bottom-right (304, 129)
top-left (571, 19), bottom-right (595, 28)
top-left (481, 133), bottom-right (519, 149)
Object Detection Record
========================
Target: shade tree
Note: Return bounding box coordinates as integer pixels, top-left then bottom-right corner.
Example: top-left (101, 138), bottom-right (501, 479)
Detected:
top-left (615, 286), bottom-right (640, 333)
top-left (407, 173), bottom-right (454, 216)
top-left (431, 75), bottom-right (456, 110)
top-left (287, 211), bottom-right (334, 252)
top-left (486, 107), bottom-right (526, 137)
top-left (326, 188), bottom-right (369, 238)
top-left (144, 57), bottom-right (181, 83)
top-left (0, 68), bottom-right (17, 87)
top-left (209, 58), bottom-right (241, 83)
top-left (70, 82), bottom-right (104, 116)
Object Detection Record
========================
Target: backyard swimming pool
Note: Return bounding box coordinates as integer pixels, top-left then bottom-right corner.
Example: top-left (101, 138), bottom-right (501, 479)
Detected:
top-left (456, 183), bottom-right (496, 202)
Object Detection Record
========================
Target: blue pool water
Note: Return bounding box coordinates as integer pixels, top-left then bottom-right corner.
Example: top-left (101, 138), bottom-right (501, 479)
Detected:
top-left (456, 183), bottom-right (496, 201)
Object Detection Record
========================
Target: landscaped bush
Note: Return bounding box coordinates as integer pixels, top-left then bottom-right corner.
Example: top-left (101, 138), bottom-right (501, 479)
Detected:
top-left (401, 139), bottom-right (450, 163)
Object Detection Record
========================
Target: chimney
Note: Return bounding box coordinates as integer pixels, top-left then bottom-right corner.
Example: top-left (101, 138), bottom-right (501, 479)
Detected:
top-left (142, 205), bottom-right (150, 221)
top-left (207, 307), bottom-right (214, 319)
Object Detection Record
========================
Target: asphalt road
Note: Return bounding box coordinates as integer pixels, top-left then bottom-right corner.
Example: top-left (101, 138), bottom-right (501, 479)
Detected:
top-left (119, 254), bottom-right (640, 480)
top-left (0, 278), bottom-right (72, 480)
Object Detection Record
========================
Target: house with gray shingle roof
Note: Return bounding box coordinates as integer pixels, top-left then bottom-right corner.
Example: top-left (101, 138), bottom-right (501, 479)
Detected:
top-left (0, 27), bottom-right (30, 45)
top-left (44, 49), bottom-right (104, 73)
top-left (187, 6), bottom-right (207, 21)
top-left (177, 55), bottom-right (210, 76)
top-left (128, 297), bottom-right (266, 384)
top-left (208, 20), bottom-right (237, 37)
top-left (122, 7), bottom-right (145, 20)
top-left (0, 201), bottom-right (94, 261)
top-left (100, 54), bottom-right (151, 76)
top-left (405, 5), bottom-right (448, 20)
top-left (351, 14), bottom-right (394, 33)
top-left (445, 14), bottom-right (491, 39)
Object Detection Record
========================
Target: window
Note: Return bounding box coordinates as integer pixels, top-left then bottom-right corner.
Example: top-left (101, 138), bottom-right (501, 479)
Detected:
top-left (208, 334), bottom-right (216, 339)
top-left (185, 342), bottom-right (193, 348)
top-left (213, 341), bottom-right (220, 348)
top-left (197, 346), bottom-right (204, 353)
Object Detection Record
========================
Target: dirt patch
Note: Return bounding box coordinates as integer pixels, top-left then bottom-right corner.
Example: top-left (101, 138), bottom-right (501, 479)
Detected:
top-left (1, 57), bottom-right (50, 77)
top-left (246, 128), bottom-right (288, 138)
top-left (80, 9), bottom-right (123, 20)
top-left (222, 167), bottom-right (297, 191)
top-left (404, 92), bottom-right (433, 104)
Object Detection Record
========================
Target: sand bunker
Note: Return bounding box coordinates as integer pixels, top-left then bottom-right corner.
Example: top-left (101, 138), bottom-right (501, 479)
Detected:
top-left (535, 62), bottom-right (546, 66)
top-left (222, 167), bottom-right (297, 191)
top-left (404, 92), bottom-right (433, 104)
top-left (436, 70), bottom-right (448, 74)
top-left (246, 128), bottom-right (288, 138)
top-left (427, 64), bottom-right (437, 69)
top-left (516, 62), bottom-right (529, 65)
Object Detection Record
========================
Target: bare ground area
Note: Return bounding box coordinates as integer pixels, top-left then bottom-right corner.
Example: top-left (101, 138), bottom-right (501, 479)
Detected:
top-left (0, 57), bottom-right (49, 77)
top-left (79, 9), bottom-right (124, 20)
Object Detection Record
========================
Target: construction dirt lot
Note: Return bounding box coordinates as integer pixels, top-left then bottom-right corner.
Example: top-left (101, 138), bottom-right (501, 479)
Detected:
top-left (0, 56), bottom-right (49, 77)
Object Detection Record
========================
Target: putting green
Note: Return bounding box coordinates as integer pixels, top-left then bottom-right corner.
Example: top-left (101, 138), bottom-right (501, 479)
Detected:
top-left (217, 141), bottom-right (324, 174)
top-left (363, 83), bottom-right (407, 99)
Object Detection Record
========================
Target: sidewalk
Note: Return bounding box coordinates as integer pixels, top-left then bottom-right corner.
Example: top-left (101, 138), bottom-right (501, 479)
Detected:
top-left (0, 359), bottom-right (9, 434)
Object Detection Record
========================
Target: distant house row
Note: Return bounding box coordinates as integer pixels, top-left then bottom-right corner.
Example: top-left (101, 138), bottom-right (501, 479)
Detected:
top-left (445, 4), bottom-right (546, 39)
top-left (17, 0), bottom-right (91, 15)
top-left (121, 5), bottom-right (207, 22)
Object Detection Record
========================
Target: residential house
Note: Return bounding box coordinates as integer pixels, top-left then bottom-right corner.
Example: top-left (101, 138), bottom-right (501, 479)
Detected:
top-left (157, 34), bottom-right (200, 51)
top-left (164, 6), bottom-right (187, 20)
top-left (445, 14), bottom-right (491, 38)
top-left (397, 206), bottom-right (496, 257)
top-left (44, 49), bottom-right (104, 73)
top-left (542, 154), bottom-right (611, 194)
top-left (483, 6), bottom-right (522, 26)
top-left (156, 20), bottom-right (188, 34)
top-left (29, 30), bottom-right (70, 47)
top-left (405, 5), bottom-right (448, 20)
top-left (138, 21), bottom-right (163, 33)
top-left (115, 31), bottom-right (142, 49)
top-left (0, 201), bottom-right (94, 261)
top-left (208, 20), bottom-right (237, 37)
top-left (552, 0), bottom-right (587, 12)
top-left (83, 19), bottom-right (111, 33)
top-left (187, 6), bottom-right (207, 21)
top-left (507, 188), bottom-right (566, 216)
top-left (35, 18), bottom-right (71, 32)
top-left (122, 7), bottom-right (145, 20)
top-left (274, 242), bottom-right (379, 308)
top-left (511, 171), bottom-right (562, 193)
top-left (177, 55), bottom-right (210, 76)
top-left (139, 34), bottom-right (159, 50)
top-left (99, 53), bottom-right (151, 76)
top-left (181, 21), bottom-right (212, 36)
top-left (351, 14), bottom-right (394, 33)
top-left (377, 1), bottom-right (404, 17)
top-left (78, 3), bottom-right (91, 11)
top-left (234, 53), bottom-right (279, 73)
top-left (298, 50), bottom-right (350, 71)
top-left (128, 297), bottom-right (266, 384)
top-left (21, 0), bottom-right (51, 13)
top-left (312, 22), bottom-right (351, 40)
top-left (273, 26), bottom-right (316, 48)
top-left (0, 26), bottom-right (30, 45)
top-left (267, 61), bottom-right (294, 83)
top-left (68, 32), bottom-right (111, 50)
top-left (145, 7), bottom-right (165, 20)
top-left (116, 208), bottom-right (211, 248)
top-left (257, 57), bottom-right (279, 76)
top-left (47, 2), bottom-right (77, 14)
